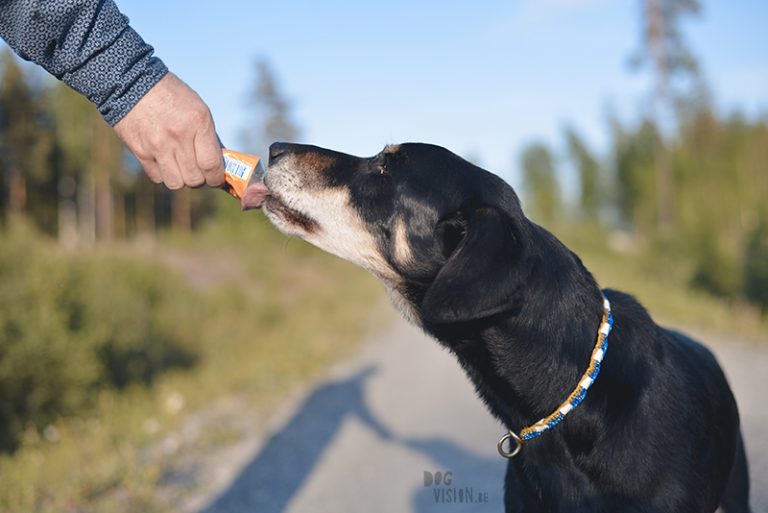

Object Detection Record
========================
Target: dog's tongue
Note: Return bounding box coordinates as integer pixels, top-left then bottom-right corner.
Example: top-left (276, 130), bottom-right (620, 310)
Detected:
top-left (241, 181), bottom-right (270, 210)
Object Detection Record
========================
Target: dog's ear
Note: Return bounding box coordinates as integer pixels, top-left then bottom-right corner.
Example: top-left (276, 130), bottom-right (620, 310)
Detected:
top-left (420, 206), bottom-right (527, 324)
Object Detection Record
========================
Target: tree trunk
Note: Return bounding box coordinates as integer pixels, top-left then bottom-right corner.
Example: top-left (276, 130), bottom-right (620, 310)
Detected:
top-left (654, 135), bottom-right (674, 236)
top-left (94, 176), bottom-right (113, 241)
top-left (136, 176), bottom-right (156, 239)
top-left (171, 188), bottom-right (192, 232)
top-left (57, 175), bottom-right (78, 247)
top-left (77, 171), bottom-right (96, 245)
top-left (6, 165), bottom-right (26, 222)
top-left (113, 191), bottom-right (126, 239)
top-left (92, 114), bottom-right (114, 240)
top-left (646, 0), bottom-right (675, 236)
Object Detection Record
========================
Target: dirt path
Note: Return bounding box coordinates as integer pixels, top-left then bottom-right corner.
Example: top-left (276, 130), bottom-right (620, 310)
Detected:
top-left (176, 318), bottom-right (767, 513)
top-left (705, 332), bottom-right (768, 512)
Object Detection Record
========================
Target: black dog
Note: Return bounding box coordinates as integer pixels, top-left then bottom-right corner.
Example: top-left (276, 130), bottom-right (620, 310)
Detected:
top-left (258, 142), bottom-right (751, 513)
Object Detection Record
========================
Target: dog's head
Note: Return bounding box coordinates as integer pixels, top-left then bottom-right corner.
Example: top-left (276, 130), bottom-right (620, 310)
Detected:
top-left (262, 142), bottom-right (533, 325)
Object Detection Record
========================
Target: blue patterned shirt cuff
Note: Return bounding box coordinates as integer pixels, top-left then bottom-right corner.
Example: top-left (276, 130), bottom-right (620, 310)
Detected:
top-left (62, 26), bottom-right (169, 125)
top-left (0, 0), bottom-right (168, 126)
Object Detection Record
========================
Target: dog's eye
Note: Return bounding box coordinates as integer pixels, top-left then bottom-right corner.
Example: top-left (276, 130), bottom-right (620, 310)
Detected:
top-left (377, 154), bottom-right (391, 176)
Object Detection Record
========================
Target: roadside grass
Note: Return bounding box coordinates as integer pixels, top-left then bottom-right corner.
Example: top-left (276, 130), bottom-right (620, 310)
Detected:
top-left (559, 225), bottom-right (768, 343)
top-left (2, 209), bottom-right (765, 513)
top-left (0, 205), bottom-right (382, 513)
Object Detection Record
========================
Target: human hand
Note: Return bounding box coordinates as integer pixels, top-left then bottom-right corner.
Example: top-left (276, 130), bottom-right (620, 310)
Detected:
top-left (113, 73), bottom-right (224, 189)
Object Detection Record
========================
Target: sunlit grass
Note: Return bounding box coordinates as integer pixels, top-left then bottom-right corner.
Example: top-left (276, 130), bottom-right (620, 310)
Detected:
top-left (2, 212), bottom-right (765, 513)
top-left (558, 224), bottom-right (768, 343)
top-left (0, 209), bottom-right (383, 513)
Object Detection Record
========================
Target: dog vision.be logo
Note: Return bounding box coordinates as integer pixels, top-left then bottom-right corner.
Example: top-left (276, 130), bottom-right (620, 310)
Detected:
top-left (423, 470), bottom-right (490, 505)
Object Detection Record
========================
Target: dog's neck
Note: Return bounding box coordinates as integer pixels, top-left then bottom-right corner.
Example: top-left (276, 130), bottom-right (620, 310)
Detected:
top-left (420, 240), bottom-right (605, 434)
top-left (439, 297), bottom-right (603, 432)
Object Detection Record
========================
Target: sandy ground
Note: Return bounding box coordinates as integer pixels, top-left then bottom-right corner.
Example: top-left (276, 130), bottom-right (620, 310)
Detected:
top-left (176, 317), bottom-right (768, 513)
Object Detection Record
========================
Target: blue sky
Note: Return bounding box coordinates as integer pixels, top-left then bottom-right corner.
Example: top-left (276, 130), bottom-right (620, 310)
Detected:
top-left (25, 1), bottom-right (768, 187)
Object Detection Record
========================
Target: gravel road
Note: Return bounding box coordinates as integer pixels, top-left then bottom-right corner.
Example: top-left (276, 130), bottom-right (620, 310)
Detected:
top-left (193, 318), bottom-right (768, 513)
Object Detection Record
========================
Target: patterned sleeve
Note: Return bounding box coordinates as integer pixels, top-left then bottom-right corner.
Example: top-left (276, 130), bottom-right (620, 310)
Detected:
top-left (0, 0), bottom-right (168, 125)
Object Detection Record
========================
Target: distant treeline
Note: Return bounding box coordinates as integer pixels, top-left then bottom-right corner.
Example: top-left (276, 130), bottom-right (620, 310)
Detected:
top-left (520, 106), bottom-right (768, 311)
top-left (0, 50), bottom-right (300, 244)
top-left (1, 42), bottom-right (766, 313)
top-left (516, 0), bottom-right (768, 313)
top-left (0, 49), bottom-right (220, 244)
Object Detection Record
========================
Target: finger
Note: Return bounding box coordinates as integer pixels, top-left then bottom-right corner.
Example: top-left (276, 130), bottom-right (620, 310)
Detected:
top-left (156, 153), bottom-right (185, 190)
top-left (175, 143), bottom-right (205, 188)
top-left (194, 122), bottom-right (225, 187)
top-left (139, 157), bottom-right (163, 184)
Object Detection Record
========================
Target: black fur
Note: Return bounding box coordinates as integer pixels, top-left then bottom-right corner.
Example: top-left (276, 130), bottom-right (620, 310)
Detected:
top-left (268, 142), bottom-right (752, 513)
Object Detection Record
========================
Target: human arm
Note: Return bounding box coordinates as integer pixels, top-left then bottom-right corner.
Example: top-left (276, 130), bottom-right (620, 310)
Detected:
top-left (0, 0), bottom-right (224, 187)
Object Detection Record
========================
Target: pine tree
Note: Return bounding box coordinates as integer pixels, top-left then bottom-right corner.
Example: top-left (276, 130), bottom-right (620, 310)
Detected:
top-left (49, 81), bottom-right (128, 242)
top-left (631, 0), bottom-right (701, 236)
top-left (743, 218), bottom-right (768, 312)
top-left (564, 127), bottom-right (601, 224)
top-left (520, 142), bottom-right (561, 226)
top-left (240, 60), bottom-right (299, 157)
top-left (0, 49), bottom-right (53, 225)
top-left (610, 117), bottom-right (658, 237)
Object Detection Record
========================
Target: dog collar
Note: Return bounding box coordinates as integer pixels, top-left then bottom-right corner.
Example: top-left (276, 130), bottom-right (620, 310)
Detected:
top-left (497, 294), bottom-right (613, 458)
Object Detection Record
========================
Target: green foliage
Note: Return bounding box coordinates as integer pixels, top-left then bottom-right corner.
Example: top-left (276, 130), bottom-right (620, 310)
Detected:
top-left (606, 109), bottom-right (768, 308)
top-left (744, 220), bottom-right (768, 312)
top-left (0, 219), bottom-right (381, 513)
top-left (559, 224), bottom-right (768, 341)
top-left (0, 226), bottom-right (202, 451)
top-left (520, 142), bottom-right (561, 225)
top-left (689, 234), bottom-right (741, 299)
top-left (531, 104), bottom-right (768, 313)
top-left (0, 49), bottom-right (51, 178)
top-left (611, 118), bottom-right (658, 233)
top-left (672, 110), bottom-right (768, 301)
top-left (0, 50), bottom-right (202, 240)
top-left (76, 256), bottom-right (199, 389)
top-left (47, 82), bottom-right (95, 175)
top-left (0, 49), bottom-right (57, 229)
top-left (565, 126), bottom-right (601, 222)
top-left (0, 229), bottom-right (96, 451)
top-left (0, 43), bottom-right (384, 513)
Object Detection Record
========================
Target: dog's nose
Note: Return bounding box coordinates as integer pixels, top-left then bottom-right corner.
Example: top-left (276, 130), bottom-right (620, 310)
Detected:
top-left (269, 142), bottom-right (290, 163)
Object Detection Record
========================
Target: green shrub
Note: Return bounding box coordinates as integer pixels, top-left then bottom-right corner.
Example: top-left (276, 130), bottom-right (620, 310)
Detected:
top-left (0, 231), bottom-right (96, 451)
top-left (72, 256), bottom-right (199, 389)
top-left (743, 221), bottom-right (768, 312)
top-left (690, 236), bottom-right (741, 299)
top-left (0, 228), bottom-right (201, 451)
